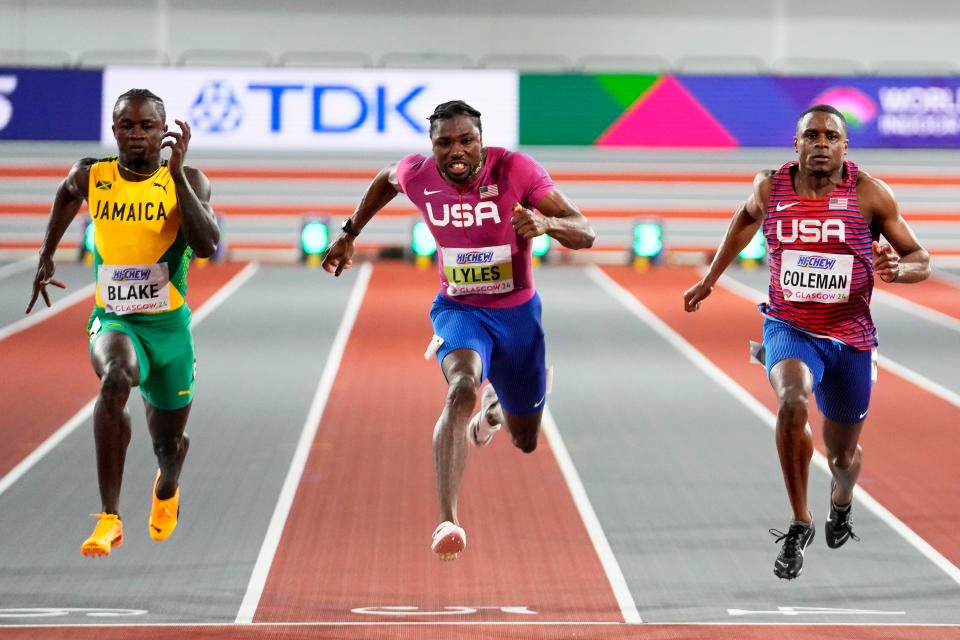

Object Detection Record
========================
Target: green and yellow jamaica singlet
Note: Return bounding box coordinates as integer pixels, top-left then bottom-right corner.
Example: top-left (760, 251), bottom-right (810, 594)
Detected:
top-left (87, 158), bottom-right (192, 315)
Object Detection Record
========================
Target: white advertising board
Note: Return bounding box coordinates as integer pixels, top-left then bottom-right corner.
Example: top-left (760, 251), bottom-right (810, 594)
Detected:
top-left (102, 67), bottom-right (518, 151)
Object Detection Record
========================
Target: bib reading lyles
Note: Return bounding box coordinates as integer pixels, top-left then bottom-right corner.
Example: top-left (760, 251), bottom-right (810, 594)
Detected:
top-left (442, 244), bottom-right (514, 296)
top-left (780, 250), bottom-right (853, 304)
top-left (98, 263), bottom-right (171, 315)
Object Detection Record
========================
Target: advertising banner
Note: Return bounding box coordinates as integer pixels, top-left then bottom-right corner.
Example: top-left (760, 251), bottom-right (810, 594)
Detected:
top-left (103, 67), bottom-right (518, 151)
top-left (521, 73), bottom-right (960, 149)
top-left (0, 68), bottom-right (101, 140)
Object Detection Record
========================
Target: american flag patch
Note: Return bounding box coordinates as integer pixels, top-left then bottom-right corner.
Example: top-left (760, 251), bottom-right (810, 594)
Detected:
top-left (479, 184), bottom-right (499, 199)
top-left (829, 197), bottom-right (848, 210)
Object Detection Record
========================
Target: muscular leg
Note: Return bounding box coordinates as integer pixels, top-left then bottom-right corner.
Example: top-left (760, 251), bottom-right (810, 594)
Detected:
top-left (769, 357), bottom-right (814, 524)
top-left (90, 332), bottom-right (139, 515)
top-left (822, 418), bottom-right (863, 507)
top-left (145, 402), bottom-right (191, 499)
top-left (482, 397), bottom-right (542, 454)
top-left (435, 348), bottom-right (482, 524)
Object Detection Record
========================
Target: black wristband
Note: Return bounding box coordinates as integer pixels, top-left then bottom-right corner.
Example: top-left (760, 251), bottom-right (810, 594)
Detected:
top-left (341, 218), bottom-right (360, 237)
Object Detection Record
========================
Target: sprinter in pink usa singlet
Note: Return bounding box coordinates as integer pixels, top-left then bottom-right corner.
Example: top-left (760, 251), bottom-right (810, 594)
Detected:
top-left (321, 100), bottom-right (595, 561)
top-left (396, 145), bottom-right (553, 308)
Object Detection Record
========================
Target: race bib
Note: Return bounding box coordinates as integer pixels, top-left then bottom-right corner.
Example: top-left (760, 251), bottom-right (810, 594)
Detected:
top-left (98, 263), bottom-right (171, 315)
top-left (441, 244), bottom-right (514, 296)
top-left (780, 250), bottom-right (853, 304)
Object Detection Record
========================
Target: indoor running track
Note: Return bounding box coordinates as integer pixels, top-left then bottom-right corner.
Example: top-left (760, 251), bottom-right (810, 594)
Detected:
top-left (0, 257), bottom-right (958, 640)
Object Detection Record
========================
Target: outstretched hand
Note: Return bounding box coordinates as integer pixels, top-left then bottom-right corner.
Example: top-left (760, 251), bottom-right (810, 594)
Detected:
top-left (26, 255), bottom-right (66, 313)
top-left (510, 203), bottom-right (549, 239)
top-left (162, 119), bottom-right (192, 177)
top-left (872, 240), bottom-right (900, 283)
top-left (683, 280), bottom-right (713, 312)
top-left (321, 236), bottom-right (355, 277)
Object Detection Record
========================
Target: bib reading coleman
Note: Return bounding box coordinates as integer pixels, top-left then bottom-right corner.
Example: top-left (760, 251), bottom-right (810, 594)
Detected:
top-left (397, 147), bottom-right (555, 309)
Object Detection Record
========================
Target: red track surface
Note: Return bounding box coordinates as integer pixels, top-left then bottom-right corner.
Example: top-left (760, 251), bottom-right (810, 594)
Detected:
top-left (875, 275), bottom-right (960, 320)
top-left (0, 261), bottom-right (248, 479)
top-left (1, 262), bottom-right (958, 640)
top-left (600, 265), bottom-right (960, 568)
top-left (0, 622), bottom-right (957, 640)
top-left (254, 262), bottom-right (619, 623)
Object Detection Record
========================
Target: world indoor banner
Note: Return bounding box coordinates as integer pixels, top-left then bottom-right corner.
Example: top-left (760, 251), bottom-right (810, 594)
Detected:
top-left (520, 73), bottom-right (960, 148)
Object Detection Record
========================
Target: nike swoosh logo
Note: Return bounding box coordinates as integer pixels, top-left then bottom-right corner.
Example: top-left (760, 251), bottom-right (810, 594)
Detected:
top-left (533, 396), bottom-right (545, 408)
top-left (776, 202), bottom-right (799, 212)
top-left (775, 560), bottom-right (788, 568)
top-left (424, 189), bottom-right (443, 195)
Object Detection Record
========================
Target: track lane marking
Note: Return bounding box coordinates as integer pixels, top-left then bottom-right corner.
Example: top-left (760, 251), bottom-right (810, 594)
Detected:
top-left (235, 262), bottom-right (372, 624)
top-left (0, 283), bottom-right (95, 343)
top-left (0, 256), bottom-right (36, 281)
top-left (541, 408), bottom-right (642, 623)
top-left (872, 289), bottom-right (960, 331)
top-left (250, 262), bottom-right (623, 624)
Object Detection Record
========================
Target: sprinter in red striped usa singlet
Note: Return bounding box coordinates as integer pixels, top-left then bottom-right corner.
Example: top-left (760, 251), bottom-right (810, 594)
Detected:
top-left (684, 105), bottom-right (930, 580)
top-left (762, 159), bottom-right (876, 349)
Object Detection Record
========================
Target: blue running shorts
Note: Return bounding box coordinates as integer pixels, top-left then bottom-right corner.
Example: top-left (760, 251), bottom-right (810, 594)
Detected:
top-left (763, 317), bottom-right (876, 424)
top-left (429, 292), bottom-right (546, 416)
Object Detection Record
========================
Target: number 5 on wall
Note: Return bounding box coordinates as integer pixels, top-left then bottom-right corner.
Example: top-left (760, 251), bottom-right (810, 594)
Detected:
top-left (0, 76), bottom-right (18, 131)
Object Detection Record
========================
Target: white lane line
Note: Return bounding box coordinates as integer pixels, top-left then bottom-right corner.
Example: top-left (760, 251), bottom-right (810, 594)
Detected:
top-left (872, 288), bottom-right (960, 333)
top-left (715, 271), bottom-right (960, 409)
top-left (6, 621), bottom-right (960, 629)
top-left (0, 262), bottom-right (260, 499)
top-left (0, 398), bottom-right (97, 498)
top-left (190, 262), bottom-right (260, 326)
top-left (0, 256), bottom-right (36, 281)
top-left (0, 283), bottom-right (96, 343)
top-left (878, 355), bottom-right (960, 409)
top-left (541, 408), bottom-right (643, 624)
top-left (235, 262), bottom-right (373, 624)
top-left (588, 265), bottom-right (960, 588)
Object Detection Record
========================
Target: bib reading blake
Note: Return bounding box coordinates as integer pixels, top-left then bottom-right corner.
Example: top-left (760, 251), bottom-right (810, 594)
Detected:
top-left (98, 263), bottom-right (171, 315)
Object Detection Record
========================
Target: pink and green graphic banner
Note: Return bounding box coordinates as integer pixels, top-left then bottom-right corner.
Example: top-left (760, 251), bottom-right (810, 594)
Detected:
top-left (520, 73), bottom-right (960, 149)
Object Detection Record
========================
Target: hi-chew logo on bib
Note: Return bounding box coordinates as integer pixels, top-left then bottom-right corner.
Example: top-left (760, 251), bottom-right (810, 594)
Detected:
top-left (98, 263), bottom-right (171, 315)
top-left (442, 244), bottom-right (513, 296)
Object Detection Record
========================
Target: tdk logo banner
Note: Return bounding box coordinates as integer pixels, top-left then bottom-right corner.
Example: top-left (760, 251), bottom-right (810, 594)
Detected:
top-left (102, 67), bottom-right (518, 150)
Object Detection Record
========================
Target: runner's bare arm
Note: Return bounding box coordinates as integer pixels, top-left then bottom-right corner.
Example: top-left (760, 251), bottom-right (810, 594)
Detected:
top-left (26, 159), bottom-right (94, 313)
top-left (859, 173), bottom-right (930, 284)
top-left (165, 120), bottom-right (219, 258)
top-left (322, 164), bottom-right (401, 276)
top-left (683, 170), bottom-right (771, 312)
top-left (513, 190), bottom-right (595, 249)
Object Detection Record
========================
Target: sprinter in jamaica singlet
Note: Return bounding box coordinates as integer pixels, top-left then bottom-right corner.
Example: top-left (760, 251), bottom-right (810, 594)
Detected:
top-left (26, 89), bottom-right (220, 557)
top-left (683, 105), bottom-right (930, 580)
top-left (322, 100), bottom-right (595, 560)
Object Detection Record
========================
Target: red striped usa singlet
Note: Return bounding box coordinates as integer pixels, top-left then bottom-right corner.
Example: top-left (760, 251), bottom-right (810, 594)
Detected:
top-left (759, 160), bottom-right (877, 350)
